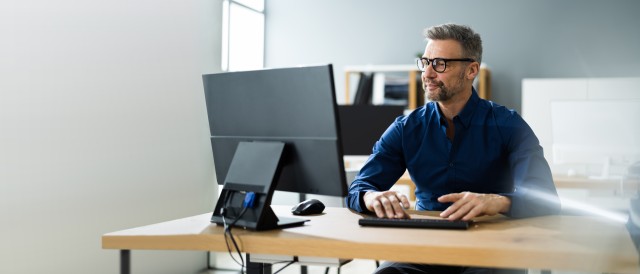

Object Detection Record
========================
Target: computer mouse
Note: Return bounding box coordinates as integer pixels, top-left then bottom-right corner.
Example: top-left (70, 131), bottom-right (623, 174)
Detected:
top-left (291, 199), bottom-right (325, 216)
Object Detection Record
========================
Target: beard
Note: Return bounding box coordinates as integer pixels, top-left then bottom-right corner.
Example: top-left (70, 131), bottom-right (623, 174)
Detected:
top-left (423, 70), bottom-right (466, 102)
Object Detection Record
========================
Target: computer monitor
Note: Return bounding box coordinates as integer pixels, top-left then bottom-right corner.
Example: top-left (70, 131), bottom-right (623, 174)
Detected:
top-left (202, 64), bottom-right (347, 230)
top-left (551, 100), bottom-right (640, 179)
top-left (338, 105), bottom-right (405, 156)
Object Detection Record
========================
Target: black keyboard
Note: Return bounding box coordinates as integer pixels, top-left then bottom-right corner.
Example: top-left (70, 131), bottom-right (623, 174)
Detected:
top-left (358, 217), bottom-right (471, 230)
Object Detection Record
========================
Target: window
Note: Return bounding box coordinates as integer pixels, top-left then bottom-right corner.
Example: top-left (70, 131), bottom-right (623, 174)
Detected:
top-left (221, 0), bottom-right (265, 71)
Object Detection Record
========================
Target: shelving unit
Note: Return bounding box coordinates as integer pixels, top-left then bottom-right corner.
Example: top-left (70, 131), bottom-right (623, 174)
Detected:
top-left (344, 64), bottom-right (491, 109)
top-left (344, 65), bottom-right (420, 109)
top-left (477, 63), bottom-right (491, 100)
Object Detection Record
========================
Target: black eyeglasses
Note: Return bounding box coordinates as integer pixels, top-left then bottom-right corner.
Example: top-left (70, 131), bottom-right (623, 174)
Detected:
top-left (416, 57), bottom-right (476, 73)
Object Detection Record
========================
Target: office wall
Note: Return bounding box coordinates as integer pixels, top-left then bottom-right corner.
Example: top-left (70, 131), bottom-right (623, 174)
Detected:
top-left (0, 1), bottom-right (222, 273)
top-left (265, 0), bottom-right (640, 112)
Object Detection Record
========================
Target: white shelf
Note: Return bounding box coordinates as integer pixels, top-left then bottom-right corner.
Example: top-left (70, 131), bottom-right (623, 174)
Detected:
top-left (344, 64), bottom-right (416, 72)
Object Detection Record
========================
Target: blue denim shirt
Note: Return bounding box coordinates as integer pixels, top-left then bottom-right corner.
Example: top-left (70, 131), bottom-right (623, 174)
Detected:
top-left (345, 89), bottom-right (560, 218)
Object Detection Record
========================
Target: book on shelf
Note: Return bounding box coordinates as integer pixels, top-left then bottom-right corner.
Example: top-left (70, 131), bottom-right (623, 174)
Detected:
top-left (353, 72), bottom-right (373, 105)
top-left (383, 75), bottom-right (409, 105)
top-left (372, 73), bottom-right (386, 105)
top-left (353, 72), bottom-right (424, 108)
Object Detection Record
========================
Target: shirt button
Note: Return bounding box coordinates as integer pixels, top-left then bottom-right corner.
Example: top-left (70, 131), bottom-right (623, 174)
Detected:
top-left (449, 163), bottom-right (454, 167)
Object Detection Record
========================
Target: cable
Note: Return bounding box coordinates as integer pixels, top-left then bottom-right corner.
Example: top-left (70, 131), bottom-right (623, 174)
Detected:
top-left (223, 206), bottom-right (248, 270)
top-left (222, 217), bottom-right (242, 267)
top-left (221, 191), bottom-right (244, 270)
top-left (221, 191), bottom-right (257, 273)
top-left (272, 260), bottom-right (296, 274)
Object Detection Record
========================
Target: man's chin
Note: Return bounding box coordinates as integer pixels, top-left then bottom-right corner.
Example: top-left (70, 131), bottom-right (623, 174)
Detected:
top-left (425, 90), bottom-right (441, 102)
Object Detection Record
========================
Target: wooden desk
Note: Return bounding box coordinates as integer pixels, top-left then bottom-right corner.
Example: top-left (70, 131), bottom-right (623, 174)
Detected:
top-left (103, 206), bottom-right (638, 273)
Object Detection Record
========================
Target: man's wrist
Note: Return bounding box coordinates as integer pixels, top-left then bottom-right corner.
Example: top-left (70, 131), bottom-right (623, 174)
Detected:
top-left (494, 194), bottom-right (511, 213)
top-left (359, 191), bottom-right (372, 212)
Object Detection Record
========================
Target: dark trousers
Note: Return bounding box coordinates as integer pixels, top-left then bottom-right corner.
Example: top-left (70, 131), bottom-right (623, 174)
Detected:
top-left (373, 261), bottom-right (527, 274)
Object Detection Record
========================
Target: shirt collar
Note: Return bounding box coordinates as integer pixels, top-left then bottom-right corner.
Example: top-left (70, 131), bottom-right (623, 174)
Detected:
top-left (456, 87), bottom-right (480, 129)
top-left (435, 87), bottom-right (480, 129)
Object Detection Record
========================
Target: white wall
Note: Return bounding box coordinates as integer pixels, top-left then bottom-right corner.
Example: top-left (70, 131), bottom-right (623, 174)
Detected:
top-left (522, 77), bottom-right (640, 213)
top-left (264, 0), bottom-right (640, 112)
top-left (522, 77), bottom-right (640, 174)
top-left (0, 0), bottom-right (223, 273)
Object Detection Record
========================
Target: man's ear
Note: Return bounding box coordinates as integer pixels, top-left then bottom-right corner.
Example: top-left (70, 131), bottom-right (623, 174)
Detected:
top-left (466, 62), bottom-right (480, 80)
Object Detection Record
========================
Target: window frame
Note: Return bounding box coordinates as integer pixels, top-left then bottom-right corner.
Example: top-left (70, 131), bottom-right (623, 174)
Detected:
top-left (221, 0), bottom-right (265, 71)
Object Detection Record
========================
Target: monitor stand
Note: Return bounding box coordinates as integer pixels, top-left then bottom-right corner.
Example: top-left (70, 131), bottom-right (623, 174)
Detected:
top-left (210, 141), bottom-right (307, 231)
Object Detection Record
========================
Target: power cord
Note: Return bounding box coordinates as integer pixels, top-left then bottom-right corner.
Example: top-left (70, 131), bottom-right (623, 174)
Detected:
top-left (222, 207), bottom-right (248, 269)
top-left (221, 191), bottom-right (257, 273)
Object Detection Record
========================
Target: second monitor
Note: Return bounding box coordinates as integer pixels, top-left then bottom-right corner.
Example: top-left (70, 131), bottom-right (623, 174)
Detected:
top-left (338, 105), bottom-right (406, 156)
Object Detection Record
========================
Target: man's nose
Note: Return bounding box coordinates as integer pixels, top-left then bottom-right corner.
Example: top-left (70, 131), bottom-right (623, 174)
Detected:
top-left (422, 64), bottom-right (437, 79)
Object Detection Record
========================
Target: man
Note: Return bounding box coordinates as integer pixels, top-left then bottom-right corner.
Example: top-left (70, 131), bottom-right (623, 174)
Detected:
top-left (345, 23), bottom-right (561, 274)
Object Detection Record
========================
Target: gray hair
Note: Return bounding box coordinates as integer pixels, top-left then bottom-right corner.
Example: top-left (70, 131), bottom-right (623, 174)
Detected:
top-left (424, 23), bottom-right (483, 64)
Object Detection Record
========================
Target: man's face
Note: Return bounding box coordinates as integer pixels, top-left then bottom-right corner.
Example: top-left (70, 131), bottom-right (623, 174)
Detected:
top-left (421, 39), bottom-right (469, 102)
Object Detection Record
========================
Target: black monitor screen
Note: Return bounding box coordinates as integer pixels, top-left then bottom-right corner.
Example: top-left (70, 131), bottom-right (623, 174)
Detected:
top-left (338, 105), bottom-right (405, 156)
top-left (202, 64), bottom-right (347, 197)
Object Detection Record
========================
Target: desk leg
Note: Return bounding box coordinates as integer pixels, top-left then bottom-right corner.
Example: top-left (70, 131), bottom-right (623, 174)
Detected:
top-left (120, 250), bottom-right (130, 274)
top-left (246, 254), bottom-right (271, 274)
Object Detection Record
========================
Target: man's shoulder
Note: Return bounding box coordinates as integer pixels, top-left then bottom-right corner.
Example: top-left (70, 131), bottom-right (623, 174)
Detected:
top-left (401, 104), bottom-right (436, 123)
top-left (388, 104), bottom-right (432, 133)
top-left (476, 99), bottom-right (533, 139)
top-left (478, 99), bottom-right (520, 121)
top-left (406, 103), bottom-right (438, 118)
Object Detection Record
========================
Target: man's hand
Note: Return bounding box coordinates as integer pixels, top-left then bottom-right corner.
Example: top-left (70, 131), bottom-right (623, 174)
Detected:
top-left (363, 190), bottom-right (410, 219)
top-left (438, 192), bottom-right (511, 221)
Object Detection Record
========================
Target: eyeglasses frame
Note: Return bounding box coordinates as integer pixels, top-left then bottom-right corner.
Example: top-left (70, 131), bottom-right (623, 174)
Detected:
top-left (416, 57), bottom-right (476, 73)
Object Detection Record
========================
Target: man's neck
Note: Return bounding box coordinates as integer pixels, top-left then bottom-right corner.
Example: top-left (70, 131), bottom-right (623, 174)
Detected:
top-left (437, 88), bottom-right (472, 121)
